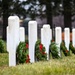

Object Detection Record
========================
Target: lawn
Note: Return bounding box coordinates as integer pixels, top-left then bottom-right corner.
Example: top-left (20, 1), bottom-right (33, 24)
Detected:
top-left (0, 53), bottom-right (75, 75)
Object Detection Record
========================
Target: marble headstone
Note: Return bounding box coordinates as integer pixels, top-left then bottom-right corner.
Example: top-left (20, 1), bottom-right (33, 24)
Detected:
top-left (28, 21), bottom-right (37, 63)
top-left (41, 24), bottom-right (51, 60)
top-left (7, 16), bottom-right (20, 66)
top-left (55, 27), bottom-right (62, 56)
top-left (64, 28), bottom-right (70, 51)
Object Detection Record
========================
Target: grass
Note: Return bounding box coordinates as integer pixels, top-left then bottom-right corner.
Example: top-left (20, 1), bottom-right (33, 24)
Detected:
top-left (0, 53), bottom-right (8, 67)
top-left (0, 53), bottom-right (75, 75)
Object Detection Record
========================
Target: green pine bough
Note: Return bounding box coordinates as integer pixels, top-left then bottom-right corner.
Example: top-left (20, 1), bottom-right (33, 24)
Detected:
top-left (35, 40), bottom-right (47, 61)
top-left (69, 42), bottom-right (75, 54)
top-left (60, 41), bottom-right (70, 56)
top-left (49, 41), bottom-right (59, 59)
top-left (16, 41), bottom-right (30, 64)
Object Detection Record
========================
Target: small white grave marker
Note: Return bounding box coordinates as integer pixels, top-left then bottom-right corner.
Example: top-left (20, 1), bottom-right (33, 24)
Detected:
top-left (28, 21), bottom-right (37, 63)
top-left (72, 29), bottom-right (75, 47)
top-left (19, 27), bottom-right (25, 42)
top-left (7, 26), bottom-right (10, 52)
top-left (7, 16), bottom-right (20, 66)
top-left (50, 29), bottom-right (52, 41)
top-left (41, 24), bottom-right (51, 60)
top-left (64, 28), bottom-right (70, 51)
top-left (55, 27), bottom-right (62, 56)
top-left (41, 28), bottom-right (44, 44)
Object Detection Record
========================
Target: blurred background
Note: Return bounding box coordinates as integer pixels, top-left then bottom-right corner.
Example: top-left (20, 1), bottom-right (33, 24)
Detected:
top-left (0, 0), bottom-right (75, 40)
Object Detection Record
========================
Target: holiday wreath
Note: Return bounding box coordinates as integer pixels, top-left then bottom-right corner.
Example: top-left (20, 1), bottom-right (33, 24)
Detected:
top-left (60, 41), bottom-right (70, 56)
top-left (49, 40), bottom-right (59, 59)
top-left (69, 42), bottom-right (75, 54)
top-left (16, 41), bottom-right (30, 64)
top-left (35, 40), bottom-right (47, 61)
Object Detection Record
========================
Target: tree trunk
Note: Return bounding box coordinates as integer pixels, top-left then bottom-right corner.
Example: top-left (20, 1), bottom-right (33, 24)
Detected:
top-left (45, 1), bottom-right (53, 38)
top-left (63, 1), bottom-right (72, 32)
top-left (46, 1), bottom-right (52, 29)
top-left (2, 0), bottom-right (9, 40)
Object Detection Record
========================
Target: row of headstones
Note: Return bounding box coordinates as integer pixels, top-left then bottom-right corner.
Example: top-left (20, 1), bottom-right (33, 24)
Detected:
top-left (7, 16), bottom-right (75, 67)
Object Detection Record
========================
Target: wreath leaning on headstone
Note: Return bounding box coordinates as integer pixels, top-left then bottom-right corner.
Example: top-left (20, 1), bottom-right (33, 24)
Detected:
top-left (49, 40), bottom-right (59, 59)
top-left (35, 40), bottom-right (47, 61)
top-left (16, 41), bottom-right (30, 64)
top-left (60, 41), bottom-right (70, 56)
top-left (69, 42), bottom-right (75, 54)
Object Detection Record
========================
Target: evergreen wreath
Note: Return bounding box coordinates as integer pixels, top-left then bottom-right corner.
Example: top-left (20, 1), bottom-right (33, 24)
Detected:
top-left (60, 41), bottom-right (70, 56)
top-left (49, 40), bottom-right (59, 59)
top-left (69, 42), bottom-right (75, 54)
top-left (35, 40), bottom-right (47, 61)
top-left (16, 41), bottom-right (30, 64)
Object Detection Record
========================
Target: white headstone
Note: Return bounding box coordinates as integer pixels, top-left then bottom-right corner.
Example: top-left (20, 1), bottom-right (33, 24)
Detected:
top-left (28, 21), bottom-right (37, 63)
top-left (55, 27), bottom-right (62, 56)
top-left (41, 24), bottom-right (51, 60)
top-left (7, 16), bottom-right (20, 66)
top-left (50, 29), bottom-right (52, 41)
top-left (7, 26), bottom-right (10, 52)
top-left (72, 29), bottom-right (75, 47)
top-left (64, 28), bottom-right (70, 50)
top-left (41, 28), bottom-right (44, 44)
top-left (19, 27), bottom-right (25, 42)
